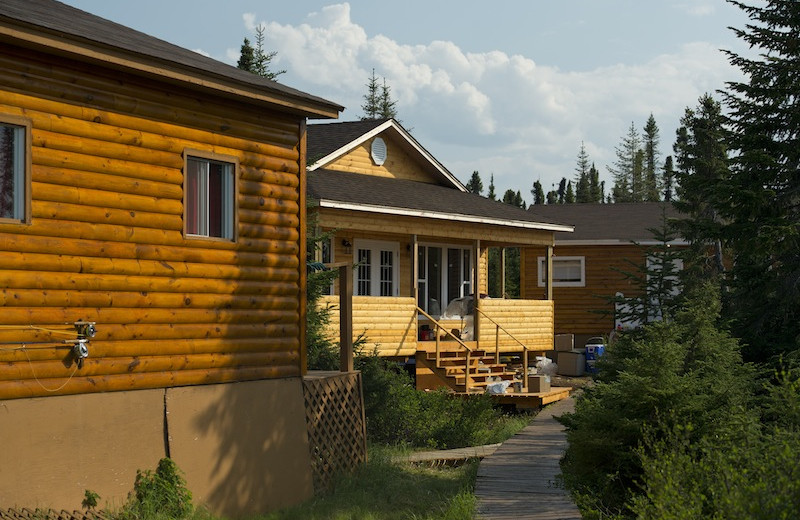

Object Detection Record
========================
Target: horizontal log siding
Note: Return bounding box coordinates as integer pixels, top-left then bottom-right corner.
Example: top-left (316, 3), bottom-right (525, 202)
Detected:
top-left (0, 44), bottom-right (304, 399)
top-left (323, 136), bottom-right (435, 184)
top-left (477, 299), bottom-right (554, 352)
top-left (319, 296), bottom-right (418, 357)
top-left (522, 245), bottom-right (647, 336)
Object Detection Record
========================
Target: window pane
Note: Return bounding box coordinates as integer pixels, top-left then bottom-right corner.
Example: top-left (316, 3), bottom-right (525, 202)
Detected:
top-left (427, 247), bottom-right (442, 315)
top-left (380, 250), bottom-right (393, 296)
top-left (554, 260), bottom-right (582, 282)
top-left (357, 249), bottom-right (371, 296)
top-left (0, 124), bottom-right (23, 220)
top-left (186, 156), bottom-right (234, 239)
top-left (463, 249), bottom-right (471, 295)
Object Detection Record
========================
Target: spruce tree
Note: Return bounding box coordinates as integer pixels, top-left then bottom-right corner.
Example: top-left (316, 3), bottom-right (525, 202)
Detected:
top-left (379, 78), bottom-right (398, 119)
top-left (531, 180), bottom-right (545, 205)
top-left (643, 114), bottom-right (661, 201)
top-left (465, 171), bottom-right (483, 195)
top-left (237, 38), bottom-right (256, 72)
top-left (237, 26), bottom-right (285, 81)
top-left (719, 0), bottom-right (800, 359)
top-left (565, 181), bottom-right (576, 203)
top-left (589, 164), bottom-right (602, 203)
top-left (487, 174), bottom-right (497, 200)
top-left (662, 155), bottom-right (675, 202)
top-left (575, 142), bottom-right (592, 202)
top-left (609, 122), bottom-right (641, 202)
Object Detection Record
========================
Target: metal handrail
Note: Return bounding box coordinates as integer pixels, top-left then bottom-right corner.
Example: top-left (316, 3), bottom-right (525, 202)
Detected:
top-left (474, 306), bottom-right (531, 393)
top-left (416, 306), bottom-right (474, 393)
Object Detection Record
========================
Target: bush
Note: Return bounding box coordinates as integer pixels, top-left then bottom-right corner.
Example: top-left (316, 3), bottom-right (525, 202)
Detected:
top-left (357, 354), bottom-right (513, 449)
top-left (118, 458), bottom-right (194, 520)
top-left (558, 284), bottom-right (755, 515)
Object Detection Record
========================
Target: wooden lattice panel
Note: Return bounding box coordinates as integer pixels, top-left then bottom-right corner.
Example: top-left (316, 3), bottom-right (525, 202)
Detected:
top-left (302, 371), bottom-right (367, 493)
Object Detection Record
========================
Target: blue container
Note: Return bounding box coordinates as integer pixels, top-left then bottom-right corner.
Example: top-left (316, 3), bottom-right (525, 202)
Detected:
top-left (585, 342), bottom-right (605, 374)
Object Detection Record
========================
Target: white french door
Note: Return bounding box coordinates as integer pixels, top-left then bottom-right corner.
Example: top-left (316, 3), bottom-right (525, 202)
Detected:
top-left (354, 239), bottom-right (400, 296)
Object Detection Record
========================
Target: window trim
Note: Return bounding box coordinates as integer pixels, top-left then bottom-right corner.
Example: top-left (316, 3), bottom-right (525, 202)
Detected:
top-left (538, 256), bottom-right (586, 287)
top-left (0, 115), bottom-right (32, 225)
top-left (182, 148), bottom-right (239, 242)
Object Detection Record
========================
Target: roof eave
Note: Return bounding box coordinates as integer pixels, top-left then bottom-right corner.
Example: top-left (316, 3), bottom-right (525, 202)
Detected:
top-left (309, 120), bottom-right (467, 190)
top-left (0, 20), bottom-right (343, 119)
top-left (316, 199), bottom-right (574, 233)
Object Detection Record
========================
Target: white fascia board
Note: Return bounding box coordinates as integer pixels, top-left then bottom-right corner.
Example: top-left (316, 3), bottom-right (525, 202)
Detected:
top-left (308, 119), bottom-right (467, 192)
top-left (555, 239), bottom-right (689, 246)
top-left (319, 200), bottom-right (574, 233)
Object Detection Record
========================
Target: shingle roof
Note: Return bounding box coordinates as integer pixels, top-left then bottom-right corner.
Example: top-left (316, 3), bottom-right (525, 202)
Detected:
top-left (308, 169), bottom-right (573, 232)
top-left (307, 120), bottom-right (389, 162)
top-left (0, 0), bottom-right (343, 117)
top-left (526, 202), bottom-right (683, 242)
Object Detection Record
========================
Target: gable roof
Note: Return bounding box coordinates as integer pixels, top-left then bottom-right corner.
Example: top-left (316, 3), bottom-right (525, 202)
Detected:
top-left (526, 202), bottom-right (684, 244)
top-left (309, 169), bottom-right (573, 233)
top-left (307, 119), bottom-right (467, 191)
top-left (0, 0), bottom-right (342, 118)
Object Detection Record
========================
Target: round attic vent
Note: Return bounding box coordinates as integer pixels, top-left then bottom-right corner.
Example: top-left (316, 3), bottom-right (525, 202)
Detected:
top-left (371, 137), bottom-right (387, 166)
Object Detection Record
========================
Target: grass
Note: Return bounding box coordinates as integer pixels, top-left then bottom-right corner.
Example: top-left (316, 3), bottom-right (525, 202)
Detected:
top-left (262, 446), bottom-right (479, 520)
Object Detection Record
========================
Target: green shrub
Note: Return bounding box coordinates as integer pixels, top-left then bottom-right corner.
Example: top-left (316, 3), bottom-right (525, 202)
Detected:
top-left (118, 458), bottom-right (193, 520)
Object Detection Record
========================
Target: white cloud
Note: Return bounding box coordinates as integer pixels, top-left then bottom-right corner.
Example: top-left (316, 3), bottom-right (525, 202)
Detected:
top-left (245, 3), bottom-right (740, 202)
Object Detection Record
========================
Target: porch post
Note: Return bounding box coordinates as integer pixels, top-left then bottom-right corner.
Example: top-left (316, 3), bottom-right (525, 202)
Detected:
top-left (545, 245), bottom-right (553, 301)
top-left (473, 239), bottom-right (481, 346)
top-left (411, 234), bottom-right (418, 302)
top-left (339, 264), bottom-right (354, 372)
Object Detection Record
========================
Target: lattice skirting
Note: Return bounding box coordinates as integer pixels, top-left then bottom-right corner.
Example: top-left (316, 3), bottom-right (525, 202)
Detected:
top-left (302, 371), bottom-right (368, 493)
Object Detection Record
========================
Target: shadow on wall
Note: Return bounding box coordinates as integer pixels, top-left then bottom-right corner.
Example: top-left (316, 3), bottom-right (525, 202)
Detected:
top-left (166, 378), bottom-right (314, 518)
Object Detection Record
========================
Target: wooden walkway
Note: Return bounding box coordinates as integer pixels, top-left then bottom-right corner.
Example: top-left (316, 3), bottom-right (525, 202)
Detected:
top-left (475, 397), bottom-right (581, 519)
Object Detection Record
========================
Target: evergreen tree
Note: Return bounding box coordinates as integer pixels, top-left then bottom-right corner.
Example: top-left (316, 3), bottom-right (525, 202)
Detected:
top-left (672, 94), bottom-right (729, 281)
top-left (589, 164), bottom-right (602, 203)
top-left (557, 177), bottom-right (567, 204)
top-left (502, 189), bottom-right (517, 206)
top-left (531, 180), bottom-right (545, 205)
top-left (237, 38), bottom-right (256, 72)
top-left (546, 190), bottom-right (559, 204)
top-left (360, 69), bottom-right (381, 120)
top-left (643, 114), bottom-right (662, 201)
top-left (575, 142), bottom-right (592, 203)
top-left (565, 181), bottom-right (576, 203)
top-left (379, 78), bottom-right (398, 119)
top-left (718, 0), bottom-right (800, 359)
top-left (609, 122), bottom-right (641, 202)
top-left (465, 170), bottom-right (483, 195)
top-left (487, 174), bottom-right (497, 200)
top-left (662, 155), bottom-right (675, 202)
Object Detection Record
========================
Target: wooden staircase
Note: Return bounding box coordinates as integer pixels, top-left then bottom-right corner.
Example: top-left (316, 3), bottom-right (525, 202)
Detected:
top-left (415, 343), bottom-right (522, 394)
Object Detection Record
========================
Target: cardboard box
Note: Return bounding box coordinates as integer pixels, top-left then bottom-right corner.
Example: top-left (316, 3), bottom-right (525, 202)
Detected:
top-left (555, 334), bottom-right (574, 352)
top-left (557, 350), bottom-right (586, 376)
top-left (528, 375), bottom-right (551, 393)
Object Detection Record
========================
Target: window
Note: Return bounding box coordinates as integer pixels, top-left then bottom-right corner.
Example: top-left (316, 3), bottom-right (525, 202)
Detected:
top-left (354, 239), bottom-right (399, 296)
top-left (0, 117), bottom-right (31, 223)
top-left (418, 245), bottom-right (473, 315)
top-left (184, 151), bottom-right (237, 240)
top-left (538, 256), bottom-right (585, 287)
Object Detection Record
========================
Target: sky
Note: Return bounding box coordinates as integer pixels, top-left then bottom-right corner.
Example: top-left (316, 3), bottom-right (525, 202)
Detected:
top-left (62, 0), bottom-right (753, 203)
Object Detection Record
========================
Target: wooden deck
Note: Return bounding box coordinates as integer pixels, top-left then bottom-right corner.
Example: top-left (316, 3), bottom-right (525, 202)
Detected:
top-left (475, 397), bottom-right (581, 519)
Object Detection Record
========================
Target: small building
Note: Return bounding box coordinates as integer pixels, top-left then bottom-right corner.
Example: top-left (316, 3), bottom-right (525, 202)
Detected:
top-left (521, 202), bottom-right (685, 347)
top-left (0, 0), bottom-right (343, 515)
top-left (307, 119), bottom-right (573, 393)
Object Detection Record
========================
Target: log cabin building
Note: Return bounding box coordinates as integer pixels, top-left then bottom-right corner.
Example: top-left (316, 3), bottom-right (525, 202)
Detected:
top-left (307, 119), bottom-right (573, 393)
top-left (521, 202), bottom-right (685, 348)
top-left (0, 0), bottom-right (343, 515)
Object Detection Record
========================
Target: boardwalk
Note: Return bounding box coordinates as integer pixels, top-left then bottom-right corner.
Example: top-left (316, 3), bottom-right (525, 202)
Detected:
top-left (475, 397), bottom-right (581, 520)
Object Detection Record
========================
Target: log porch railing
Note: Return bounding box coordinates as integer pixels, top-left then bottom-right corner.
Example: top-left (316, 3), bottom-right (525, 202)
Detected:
top-left (415, 306), bottom-right (476, 393)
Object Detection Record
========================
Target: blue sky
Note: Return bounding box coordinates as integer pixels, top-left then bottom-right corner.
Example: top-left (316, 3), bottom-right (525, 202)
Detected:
top-left (63, 0), bottom-right (751, 201)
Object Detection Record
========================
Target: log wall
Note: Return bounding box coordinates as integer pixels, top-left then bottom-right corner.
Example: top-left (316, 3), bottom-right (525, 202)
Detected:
top-left (521, 245), bottom-right (646, 337)
top-left (319, 295), bottom-right (417, 357)
top-left (478, 299), bottom-right (554, 352)
top-left (0, 43), bottom-right (306, 399)
top-left (322, 135), bottom-right (435, 184)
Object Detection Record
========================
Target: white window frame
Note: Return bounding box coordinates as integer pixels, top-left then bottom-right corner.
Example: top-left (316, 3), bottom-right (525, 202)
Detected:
top-left (0, 115), bottom-right (31, 224)
top-left (538, 256), bottom-right (585, 287)
top-left (183, 149), bottom-right (238, 241)
top-left (354, 239), bottom-right (399, 297)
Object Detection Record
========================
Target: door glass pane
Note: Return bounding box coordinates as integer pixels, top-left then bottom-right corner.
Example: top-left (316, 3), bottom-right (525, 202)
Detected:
top-left (463, 249), bottom-right (471, 296)
top-left (357, 249), bottom-right (371, 295)
top-left (380, 250), bottom-right (394, 296)
top-left (427, 247), bottom-right (442, 315)
top-left (447, 248), bottom-right (461, 303)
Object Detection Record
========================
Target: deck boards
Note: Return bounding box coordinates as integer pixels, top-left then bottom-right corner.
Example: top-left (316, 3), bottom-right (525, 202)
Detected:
top-left (475, 397), bottom-right (581, 519)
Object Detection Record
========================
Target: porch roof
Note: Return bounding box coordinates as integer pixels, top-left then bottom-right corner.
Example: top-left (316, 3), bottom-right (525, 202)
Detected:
top-left (308, 169), bottom-right (573, 233)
